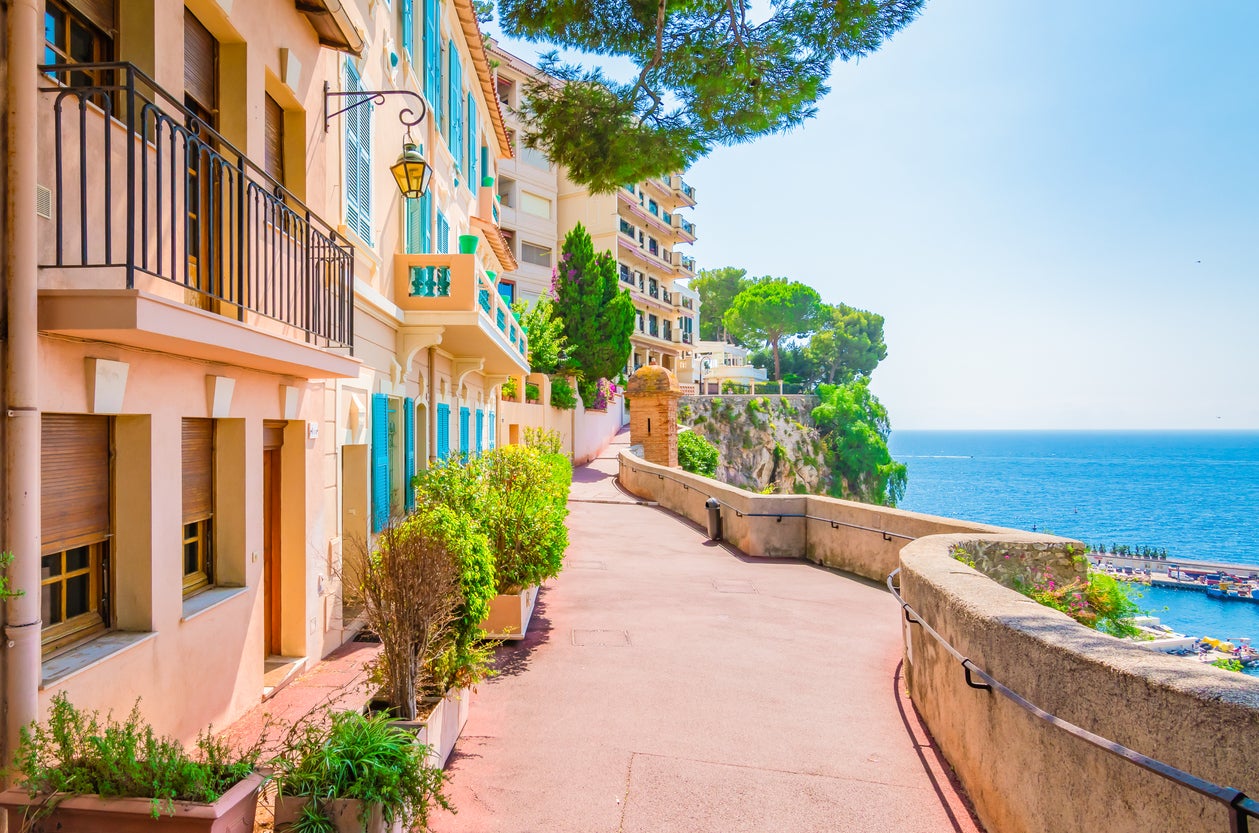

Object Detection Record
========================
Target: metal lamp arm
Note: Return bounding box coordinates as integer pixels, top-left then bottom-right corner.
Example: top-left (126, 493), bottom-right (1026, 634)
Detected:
top-left (323, 82), bottom-right (429, 132)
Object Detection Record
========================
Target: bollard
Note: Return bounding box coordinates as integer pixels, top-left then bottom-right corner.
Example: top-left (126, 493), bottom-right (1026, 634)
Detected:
top-left (705, 497), bottom-right (723, 541)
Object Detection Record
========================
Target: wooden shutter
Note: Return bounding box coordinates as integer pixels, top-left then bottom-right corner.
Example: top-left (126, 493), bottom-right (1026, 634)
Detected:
top-left (343, 61), bottom-right (372, 242)
top-left (182, 419), bottom-right (213, 524)
top-left (42, 414), bottom-right (110, 555)
top-left (400, 0), bottom-right (414, 58)
top-left (70, 0), bottom-right (116, 34)
top-left (425, 0), bottom-right (441, 125)
top-left (404, 397), bottom-right (415, 513)
top-left (183, 9), bottom-right (218, 116)
top-left (264, 94), bottom-right (285, 186)
top-left (467, 93), bottom-right (478, 194)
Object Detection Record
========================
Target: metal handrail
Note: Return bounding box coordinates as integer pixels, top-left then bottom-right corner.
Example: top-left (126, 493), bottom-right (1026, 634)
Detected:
top-left (887, 568), bottom-right (1259, 833)
top-left (624, 464), bottom-right (915, 541)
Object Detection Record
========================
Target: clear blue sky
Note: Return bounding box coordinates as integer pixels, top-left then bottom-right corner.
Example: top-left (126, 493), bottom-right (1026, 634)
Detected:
top-left (491, 2), bottom-right (1259, 430)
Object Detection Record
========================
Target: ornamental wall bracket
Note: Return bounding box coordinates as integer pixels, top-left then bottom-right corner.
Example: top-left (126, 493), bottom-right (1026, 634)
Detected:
top-left (453, 358), bottom-right (486, 393)
top-left (323, 81), bottom-right (428, 133)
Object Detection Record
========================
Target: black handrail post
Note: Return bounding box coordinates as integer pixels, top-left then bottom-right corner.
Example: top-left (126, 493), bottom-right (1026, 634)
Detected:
top-left (124, 66), bottom-right (134, 288)
top-left (236, 159), bottom-right (246, 320)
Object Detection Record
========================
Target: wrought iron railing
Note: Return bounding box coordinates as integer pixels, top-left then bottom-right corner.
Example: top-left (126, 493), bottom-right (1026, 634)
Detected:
top-left (39, 62), bottom-right (354, 350)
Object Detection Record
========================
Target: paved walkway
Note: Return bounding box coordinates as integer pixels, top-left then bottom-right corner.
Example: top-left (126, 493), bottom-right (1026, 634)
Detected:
top-left (430, 434), bottom-right (980, 833)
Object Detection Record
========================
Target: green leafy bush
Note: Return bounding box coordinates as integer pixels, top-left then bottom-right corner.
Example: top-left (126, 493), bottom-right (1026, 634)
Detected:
top-left (678, 431), bottom-right (719, 477)
top-left (1211, 657), bottom-right (1244, 673)
top-left (480, 446), bottom-right (571, 593)
top-left (502, 377), bottom-right (518, 399)
top-left (423, 504), bottom-right (497, 693)
top-left (11, 693), bottom-right (257, 819)
top-left (271, 710), bottom-right (449, 832)
top-left (550, 376), bottom-right (578, 409)
top-left (524, 426), bottom-right (563, 454)
top-left (525, 382), bottom-right (540, 402)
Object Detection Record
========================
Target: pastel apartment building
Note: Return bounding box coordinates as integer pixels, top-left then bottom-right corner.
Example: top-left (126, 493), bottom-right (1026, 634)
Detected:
top-left (0, 0), bottom-right (526, 756)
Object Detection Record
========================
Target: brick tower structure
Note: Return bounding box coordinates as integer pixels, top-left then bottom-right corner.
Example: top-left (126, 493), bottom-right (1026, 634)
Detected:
top-left (626, 364), bottom-right (682, 468)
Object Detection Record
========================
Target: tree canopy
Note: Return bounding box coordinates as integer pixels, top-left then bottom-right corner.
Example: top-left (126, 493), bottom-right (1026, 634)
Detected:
top-left (723, 277), bottom-right (820, 381)
top-left (552, 223), bottom-right (637, 381)
top-left (812, 379), bottom-right (906, 506)
top-left (805, 303), bottom-right (887, 384)
top-left (499, 0), bottom-right (925, 191)
top-left (690, 266), bottom-right (748, 343)
top-left (515, 297), bottom-right (567, 375)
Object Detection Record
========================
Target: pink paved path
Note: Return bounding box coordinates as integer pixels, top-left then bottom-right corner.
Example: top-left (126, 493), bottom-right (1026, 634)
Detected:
top-left (430, 435), bottom-right (980, 833)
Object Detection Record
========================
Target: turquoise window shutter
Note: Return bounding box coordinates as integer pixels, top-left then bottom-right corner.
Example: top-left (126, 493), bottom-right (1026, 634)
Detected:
top-left (459, 406), bottom-right (470, 459)
top-left (426, 0), bottom-right (441, 130)
top-left (371, 393), bottom-right (389, 532)
top-left (420, 191), bottom-right (432, 253)
top-left (436, 211), bottom-right (449, 253)
top-left (488, 413), bottom-right (495, 449)
top-left (400, 0), bottom-right (413, 59)
top-left (436, 403), bottom-right (450, 459)
top-left (404, 397), bottom-right (415, 513)
top-left (447, 42), bottom-right (457, 155)
top-left (467, 93), bottom-right (477, 194)
top-left (475, 409), bottom-right (484, 453)
top-left (343, 61), bottom-right (372, 243)
top-left (405, 198), bottom-right (421, 254)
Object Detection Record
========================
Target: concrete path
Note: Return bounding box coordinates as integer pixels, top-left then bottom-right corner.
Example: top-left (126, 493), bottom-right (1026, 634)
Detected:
top-left (430, 434), bottom-right (980, 833)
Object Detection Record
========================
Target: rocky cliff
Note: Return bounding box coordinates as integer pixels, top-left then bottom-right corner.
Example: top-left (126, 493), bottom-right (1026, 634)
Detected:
top-left (679, 395), bottom-right (830, 494)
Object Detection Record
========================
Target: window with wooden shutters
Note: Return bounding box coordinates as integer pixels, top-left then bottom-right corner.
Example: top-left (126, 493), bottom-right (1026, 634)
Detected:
top-left (400, 0), bottom-right (414, 60)
top-left (467, 93), bottom-right (478, 194)
top-left (41, 414), bottom-right (111, 654)
top-left (264, 94), bottom-right (285, 187)
top-left (185, 9), bottom-right (219, 295)
top-left (344, 61), bottom-right (373, 243)
top-left (44, 0), bottom-right (115, 90)
top-left (182, 418), bottom-right (214, 596)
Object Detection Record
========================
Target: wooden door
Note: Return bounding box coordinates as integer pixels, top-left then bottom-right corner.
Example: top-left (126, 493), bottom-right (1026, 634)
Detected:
top-left (262, 446), bottom-right (281, 656)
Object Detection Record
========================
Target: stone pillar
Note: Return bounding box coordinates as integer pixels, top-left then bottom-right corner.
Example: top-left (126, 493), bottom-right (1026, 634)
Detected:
top-left (625, 364), bottom-right (681, 468)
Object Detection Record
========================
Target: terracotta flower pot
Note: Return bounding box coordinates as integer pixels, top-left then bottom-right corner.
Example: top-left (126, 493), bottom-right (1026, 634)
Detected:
top-left (273, 795), bottom-right (400, 833)
top-left (0, 772), bottom-right (264, 833)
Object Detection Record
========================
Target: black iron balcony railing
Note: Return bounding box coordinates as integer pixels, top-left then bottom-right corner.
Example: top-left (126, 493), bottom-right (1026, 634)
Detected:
top-left (39, 62), bottom-right (354, 350)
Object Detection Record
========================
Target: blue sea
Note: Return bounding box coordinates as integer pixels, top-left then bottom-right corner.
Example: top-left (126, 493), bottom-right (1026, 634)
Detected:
top-left (890, 431), bottom-right (1259, 673)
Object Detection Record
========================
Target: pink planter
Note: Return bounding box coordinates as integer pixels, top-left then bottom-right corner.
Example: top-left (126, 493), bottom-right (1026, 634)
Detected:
top-left (0, 772), bottom-right (264, 833)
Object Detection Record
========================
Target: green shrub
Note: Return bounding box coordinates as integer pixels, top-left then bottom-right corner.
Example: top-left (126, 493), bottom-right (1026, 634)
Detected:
top-left (271, 710), bottom-right (449, 832)
top-left (502, 377), bottom-right (518, 399)
top-left (524, 426), bottom-right (563, 454)
top-left (550, 377), bottom-right (578, 409)
top-left (479, 445), bottom-right (571, 593)
top-left (12, 693), bottom-right (257, 819)
top-left (577, 377), bottom-right (598, 409)
top-left (678, 404), bottom-right (694, 423)
top-left (423, 505), bottom-right (497, 692)
top-left (678, 431), bottom-right (719, 477)
top-left (1211, 657), bottom-right (1244, 673)
top-left (525, 382), bottom-right (540, 402)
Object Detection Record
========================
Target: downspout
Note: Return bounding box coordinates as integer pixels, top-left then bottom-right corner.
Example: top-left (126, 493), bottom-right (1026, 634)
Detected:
top-left (5, 0), bottom-right (44, 766)
top-left (428, 347), bottom-right (437, 463)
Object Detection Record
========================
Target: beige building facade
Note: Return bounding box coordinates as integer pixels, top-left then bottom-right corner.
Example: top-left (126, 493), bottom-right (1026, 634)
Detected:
top-left (0, 0), bottom-right (527, 757)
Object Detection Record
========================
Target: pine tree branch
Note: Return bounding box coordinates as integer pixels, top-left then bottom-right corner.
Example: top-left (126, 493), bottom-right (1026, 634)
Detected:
top-left (630, 0), bottom-right (669, 124)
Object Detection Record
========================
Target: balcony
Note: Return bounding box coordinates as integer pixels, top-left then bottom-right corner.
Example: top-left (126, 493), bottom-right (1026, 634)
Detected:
top-left (36, 63), bottom-right (357, 379)
top-left (667, 250), bottom-right (696, 277)
top-left (669, 174), bottom-right (697, 206)
top-left (681, 331), bottom-right (692, 344)
top-left (392, 252), bottom-right (530, 375)
top-left (672, 214), bottom-right (696, 242)
top-left (617, 188), bottom-right (674, 238)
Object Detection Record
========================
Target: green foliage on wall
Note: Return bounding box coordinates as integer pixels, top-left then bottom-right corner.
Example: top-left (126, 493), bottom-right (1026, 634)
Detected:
top-left (553, 224), bottom-right (636, 382)
top-left (678, 430), bottom-right (719, 477)
top-left (550, 376), bottom-right (578, 410)
top-left (812, 379), bottom-right (907, 506)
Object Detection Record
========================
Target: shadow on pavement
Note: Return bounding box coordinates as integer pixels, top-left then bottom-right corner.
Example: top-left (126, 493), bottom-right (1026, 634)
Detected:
top-left (487, 589), bottom-right (553, 680)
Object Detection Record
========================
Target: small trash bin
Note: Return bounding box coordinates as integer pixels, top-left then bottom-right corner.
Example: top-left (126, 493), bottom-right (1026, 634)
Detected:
top-left (705, 497), bottom-right (723, 541)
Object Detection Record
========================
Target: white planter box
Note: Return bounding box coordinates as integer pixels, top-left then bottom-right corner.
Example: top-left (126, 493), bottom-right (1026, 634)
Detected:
top-left (481, 586), bottom-right (540, 640)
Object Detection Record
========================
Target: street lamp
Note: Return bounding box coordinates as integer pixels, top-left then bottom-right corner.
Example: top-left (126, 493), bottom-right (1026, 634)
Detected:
top-left (325, 83), bottom-right (433, 199)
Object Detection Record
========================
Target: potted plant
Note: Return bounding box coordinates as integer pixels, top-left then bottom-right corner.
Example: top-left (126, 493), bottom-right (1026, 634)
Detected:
top-left (501, 377), bottom-right (518, 400)
top-left (457, 234), bottom-right (479, 255)
top-left (0, 694), bottom-right (263, 832)
top-left (477, 444), bottom-right (572, 640)
top-left (270, 710), bottom-right (449, 833)
top-left (355, 501), bottom-right (495, 768)
top-left (525, 382), bottom-right (540, 404)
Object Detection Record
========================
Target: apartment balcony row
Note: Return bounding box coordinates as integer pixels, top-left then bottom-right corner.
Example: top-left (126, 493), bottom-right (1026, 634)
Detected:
top-left (36, 63), bottom-right (358, 379)
top-left (616, 225), bottom-right (694, 278)
top-left (392, 252), bottom-right (530, 375)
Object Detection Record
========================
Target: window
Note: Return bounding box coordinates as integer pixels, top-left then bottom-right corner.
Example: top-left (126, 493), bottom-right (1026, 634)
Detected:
top-left (181, 419), bottom-right (214, 596)
top-left (498, 177), bottom-right (515, 207)
top-left (185, 9), bottom-right (220, 296)
top-left (459, 407), bottom-right (470, 459)
top-left (648, 237), bottom-right (659, 257)
top-left (436, 404), bottom-right (451, 460)
top-left (406, 192), bottom-right (432, 254)
top-left (649, 315), bottom-right (659, 337)
top-left (519, 191), bottom-right (551, 219)
top-left (648, 199), bottom-right (658, 216)
top-left (41, 414), bottom-right (111, 654)
top-left (264, 94), bottom-right (286, 186)
top-left (399, 0), bottom-right (414, 61)
top-left (343, 60), bottom-right (373, 243)
top-left (619, 263), bottom-right (631, 283)
top-left (424, 0), bottom-right (441, 128)
top-left (500, 228), bottom-right (516, 255)
top-left (497, 77), bottom-right (515, 107)
top-left (648, 277), bottom-right (658, 298)
top-left (519, 144), bottom-right (550, 170)
top-left (44, 0), bottom-right (114, 88)
top-left (520, 242), bottom-right (551, 268)
top-left (497, 280), bottom-right (515, 304)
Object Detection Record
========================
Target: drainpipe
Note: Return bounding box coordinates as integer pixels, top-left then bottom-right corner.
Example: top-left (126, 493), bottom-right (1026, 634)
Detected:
top-left (427, 347), bottom-right (437, 463)
top-left (5, 0), bottom-right (45, 768)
